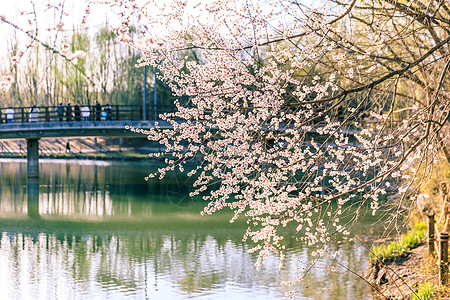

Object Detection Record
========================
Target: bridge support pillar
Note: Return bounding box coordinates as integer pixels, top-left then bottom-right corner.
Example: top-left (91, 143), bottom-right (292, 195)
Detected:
top-left (27, 138), bottom-right (40, 178)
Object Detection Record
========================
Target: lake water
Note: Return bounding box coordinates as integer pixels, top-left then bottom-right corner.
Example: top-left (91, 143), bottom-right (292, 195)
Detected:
top-left (0, 159), bottom-right (379, 299)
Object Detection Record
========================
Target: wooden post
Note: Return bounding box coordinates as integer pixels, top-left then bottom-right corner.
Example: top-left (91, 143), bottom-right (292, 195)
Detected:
top-left (429, 214), bottom-right (436, 256)
top-left (442, 182), bottom-right (450, 232)
top-left (439, 232), bottom-right (449, 286)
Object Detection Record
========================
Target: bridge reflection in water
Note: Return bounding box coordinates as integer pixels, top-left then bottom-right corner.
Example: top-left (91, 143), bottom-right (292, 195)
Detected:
top-left (27, 177), bottom-right (40, 218)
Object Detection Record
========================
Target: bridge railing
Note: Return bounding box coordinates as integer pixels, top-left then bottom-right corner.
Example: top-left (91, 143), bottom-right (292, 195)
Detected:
top-left (0, 104), bottom-right (177, 124)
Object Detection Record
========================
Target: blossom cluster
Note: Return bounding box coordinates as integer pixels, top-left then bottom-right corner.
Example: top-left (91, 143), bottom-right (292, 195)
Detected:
top-left (100, 1), bottom-right (450, 289)
top-left (0, 75), bottom-right (14, 92)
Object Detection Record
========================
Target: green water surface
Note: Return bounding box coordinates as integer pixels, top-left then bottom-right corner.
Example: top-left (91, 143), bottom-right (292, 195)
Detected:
top-left (0, 159), bottom-right (377, 300)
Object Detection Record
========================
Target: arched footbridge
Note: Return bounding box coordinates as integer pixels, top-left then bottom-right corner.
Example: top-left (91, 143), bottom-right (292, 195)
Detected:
top-left (0, 104), bottom-right (364, 178)
top-left (0, 104), bottom-right (175, 178)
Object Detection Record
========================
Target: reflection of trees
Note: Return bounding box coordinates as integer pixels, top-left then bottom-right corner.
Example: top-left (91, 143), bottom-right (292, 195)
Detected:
top-left (0, 161), bottom-right (27, 214)
top-left (0, 230), bottom-right (370, 299)
top-left (0, 161), bottom-right (201, 218)
top-left (286, 242), bottom-right (369, 299)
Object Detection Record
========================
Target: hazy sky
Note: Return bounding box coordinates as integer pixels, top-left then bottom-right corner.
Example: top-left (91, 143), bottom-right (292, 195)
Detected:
top-left (0, 0), bottom-right (120, 56)
top-left (0, 0), bottom-right (317, 58)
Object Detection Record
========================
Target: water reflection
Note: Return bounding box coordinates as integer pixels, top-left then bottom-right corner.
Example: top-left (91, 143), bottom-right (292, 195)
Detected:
top-left (0, 159), bottom-right (196, 219)
top-left (27, 177), bottom-right (40, 218)
top-left (0, 159), bottom-right (372, 299)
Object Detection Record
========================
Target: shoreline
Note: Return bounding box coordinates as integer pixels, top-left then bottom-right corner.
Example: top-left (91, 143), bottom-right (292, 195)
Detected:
top-left (365, 223), bottom-right (449, 299)
top-left (0, 137), bottom-right (164, 162)
top-left (366, 242), bottom-right (436, 299)
top-left (0, 151), bottom-right (153, 162)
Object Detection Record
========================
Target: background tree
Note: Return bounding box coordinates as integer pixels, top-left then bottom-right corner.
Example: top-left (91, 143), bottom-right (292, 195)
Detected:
top-left (0, 8), bottom-right (175, 108)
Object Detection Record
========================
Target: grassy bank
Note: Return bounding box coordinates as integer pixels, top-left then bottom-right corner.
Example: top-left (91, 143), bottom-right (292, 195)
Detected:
top-left (366, 222), bottom-right (444, 299)
top-left (412, 281), bottom-right (436, 300)
top-left (370, 222), bottom-right (427, 263)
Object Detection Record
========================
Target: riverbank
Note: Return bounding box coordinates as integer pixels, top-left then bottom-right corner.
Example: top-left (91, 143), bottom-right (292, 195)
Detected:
top-left (367, 231), bottom-right (449, 299)
top-left (366, 156), bottom-right (450, 299)
top-left (0, 137), bottom-right (162, 161)
top-left (367, 243), bottom-right (437, 299)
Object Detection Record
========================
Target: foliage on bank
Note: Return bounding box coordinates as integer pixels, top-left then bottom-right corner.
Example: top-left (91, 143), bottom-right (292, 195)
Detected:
top-left (412, 281), bottom-right (436, 300)
top-left (370, 222), bottom-right (427, 262)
